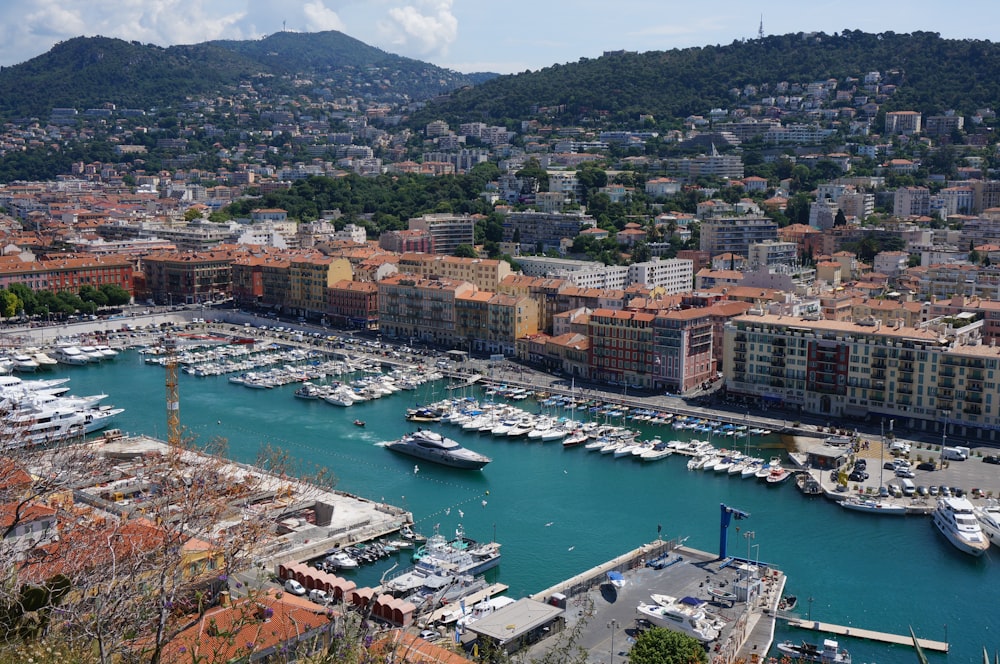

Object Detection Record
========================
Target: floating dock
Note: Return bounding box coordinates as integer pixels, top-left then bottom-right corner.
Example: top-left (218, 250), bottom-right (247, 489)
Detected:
top-left (785, 618), bottom-right (949, 652)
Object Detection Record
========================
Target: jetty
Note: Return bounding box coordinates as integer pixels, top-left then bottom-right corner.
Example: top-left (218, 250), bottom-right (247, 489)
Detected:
top-left (422, 582), bottom-right (509, 624)
top-left (784, 617), bottom-right (949, 652)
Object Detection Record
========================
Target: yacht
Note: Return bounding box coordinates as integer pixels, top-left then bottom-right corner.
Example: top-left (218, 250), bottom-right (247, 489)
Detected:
top-left (635, 596), bottom-right (720, 643)
top-left (93, 345), bottom-right (119, 360)
top-left (776, 639), bottom-right (851, 664)
top-left (11, 353), bottom-right (40, 373)
top-left (385, 529), bottom-right (501, 594)
top-left (78, 346), bottom-right (107, 362)
top-left (932, 496), bottom-right (991, 556)
top-left (29, 350), bottom-right (58, 371)
top-left (839, 496), bottom-right (906, 515)
top-left (53, 346), bottom-right (90, 366)
top-left (973, 499), bottom-right (1000, 547)
top-left (384, 430), bottom-right (492, 470)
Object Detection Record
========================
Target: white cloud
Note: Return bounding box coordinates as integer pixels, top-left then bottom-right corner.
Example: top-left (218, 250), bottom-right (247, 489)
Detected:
top-left (303, 1), bottom-right (346, 32)
top-left (377, 0), bottom-right (457, 57)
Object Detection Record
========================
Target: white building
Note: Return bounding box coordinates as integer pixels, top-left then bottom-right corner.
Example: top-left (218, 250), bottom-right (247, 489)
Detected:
top-left (627, 258), bottom-right (694, 293)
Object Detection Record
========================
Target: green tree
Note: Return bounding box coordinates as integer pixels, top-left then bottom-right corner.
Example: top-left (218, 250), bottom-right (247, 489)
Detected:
top-left (0, 290), bottom-right (20, 318)
top-left (630, 241), bottom-right (653, 263)
top-left (183, 208), bottom-right (204, 222)
top-left (628, 627), bottom-right (708, 664)
top-left (452, 244), bottom-right (477, 258)
top-left (834, 209), bottom-right (848, 227)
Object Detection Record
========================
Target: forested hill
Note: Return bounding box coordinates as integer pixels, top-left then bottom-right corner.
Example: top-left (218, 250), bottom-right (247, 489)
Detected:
top-left (0, 31), bottom-right (490, 119)
top-left (424, 30), bottom-right (1000, 124)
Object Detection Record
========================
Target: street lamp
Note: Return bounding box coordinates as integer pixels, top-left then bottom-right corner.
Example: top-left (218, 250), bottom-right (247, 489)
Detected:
top-left (743, 531), bottom-right (755, 606)
top-left (607, 619), bottom-right (617, 664)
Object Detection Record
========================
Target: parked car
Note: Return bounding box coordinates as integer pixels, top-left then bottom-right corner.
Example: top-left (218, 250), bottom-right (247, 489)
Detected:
top-left (418, 629), bottom-right (441, 642)
top-left (895, 468), bottom-right (915, 479)
top-left (929, 485), bottom-right (940, 496)
top-left (983, 455), bottom-right (1000, 465)
top-left (283, 579), bottom-right (306, 596)
top-left (309, 589), bottom-right (330, 604)
top-left (917, 486), bottom-right (929, 497)
top-left (849, 470), bottom-right (869, 482)
top-left (916, 461), bottom-right (937, 471)
top-left (878, 486), bottom-right (890, 498)
top-left (853, 460), bottom-right (867, 471)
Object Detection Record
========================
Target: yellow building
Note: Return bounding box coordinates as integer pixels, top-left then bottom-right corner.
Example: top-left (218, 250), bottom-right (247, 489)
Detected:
top-left (397, 254), bottom-right (512, 291)
top-left (288, 256), bottom-right (353, 318)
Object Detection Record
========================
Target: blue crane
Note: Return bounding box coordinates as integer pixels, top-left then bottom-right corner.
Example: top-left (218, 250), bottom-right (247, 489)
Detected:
top-left (718, 503), bottom-right (750, 559)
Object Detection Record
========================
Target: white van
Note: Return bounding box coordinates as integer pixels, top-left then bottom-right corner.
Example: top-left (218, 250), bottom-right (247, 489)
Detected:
top-left (942, 447), bottom-right (967, 461)
top-left (308, 588), bottom-right (330, 605)
top-left (900, 478), bottom-right (916, 497)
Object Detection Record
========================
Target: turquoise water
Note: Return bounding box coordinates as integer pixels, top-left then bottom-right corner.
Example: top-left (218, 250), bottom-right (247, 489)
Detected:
top-left (59, 352), bottom-right (997, 663)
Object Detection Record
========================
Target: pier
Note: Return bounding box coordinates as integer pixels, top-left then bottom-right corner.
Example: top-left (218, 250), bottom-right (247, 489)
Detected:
top-left (783, 617), bottom-right (949, 652)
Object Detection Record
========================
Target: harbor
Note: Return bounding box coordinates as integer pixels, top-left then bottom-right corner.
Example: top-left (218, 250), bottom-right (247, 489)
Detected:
top-left (1, 319), bottom-right (999, 662)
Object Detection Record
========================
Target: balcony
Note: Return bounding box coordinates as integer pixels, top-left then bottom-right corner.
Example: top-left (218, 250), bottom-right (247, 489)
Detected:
top-left (964, 405), bottom-right (983, 415)
top-left (872, 369), bottom-right (886, 380)
top-left (898, 374), bottom-right (913, 384)
top-left (872, 359), bottom-right (886, 369)
top-left (940, 367), bottom-right (956, 377)
top-left (970, 370), bottom-right (985, 380)
top-left (898, 385), bottom-right (913, 395)
top-left (899, 362), bottom-right (914, 372)
top-left (966, 393), bottom-right (983, 404)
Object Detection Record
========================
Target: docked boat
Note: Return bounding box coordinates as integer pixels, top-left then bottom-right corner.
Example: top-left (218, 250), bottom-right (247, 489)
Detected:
top-left (52, 346), bottom-right (90, 366)
top-left (839, 497), bottom-right (906, 515)
top-left (384, 429), bottom-right (491, 470)
top-left (776, 639), bottom-right (851, 664)
top-left (796, 473), bottom-right (824, 496)
top-left (933, 496), bottom-right (991, 556)
top-left (11, 353), bottom-right (40, 373)
top-left (973, 499), bottom-right (1000, 547)
top-left (636, 596), bottom-right (721, 643)
top-left (325, 549), bottom-right (360, 570)
top-left (29, 350), bottom-right (58, 371)
top-left (385, 529), bottom-right (501, 594)
top-left (562, 431), bottom-right (589, 448)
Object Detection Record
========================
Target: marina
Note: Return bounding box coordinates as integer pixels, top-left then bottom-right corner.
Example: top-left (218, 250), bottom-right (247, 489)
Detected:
top-left (4, 328), bottom-right (999, 662)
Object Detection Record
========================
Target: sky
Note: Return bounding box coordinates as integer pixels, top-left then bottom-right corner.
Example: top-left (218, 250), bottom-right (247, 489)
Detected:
top-left (1, 0), bottom-right (998, 75)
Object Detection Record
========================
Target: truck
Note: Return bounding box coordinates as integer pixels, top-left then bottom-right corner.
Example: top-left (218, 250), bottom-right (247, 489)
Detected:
top-left (942, 446), bottom-right (967, 461)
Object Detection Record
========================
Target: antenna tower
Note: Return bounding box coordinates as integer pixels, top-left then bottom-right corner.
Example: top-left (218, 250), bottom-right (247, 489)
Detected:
top-left (758, 15), bottom-right (764, 40)
top-left (164, 335), bottom-right (181, 446)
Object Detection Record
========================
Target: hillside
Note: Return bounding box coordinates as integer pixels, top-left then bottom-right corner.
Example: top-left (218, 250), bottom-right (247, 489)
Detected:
top-left (0, 31), bottom-right (491, 119)
top-left (424, 30), bottom-right (1000, 124)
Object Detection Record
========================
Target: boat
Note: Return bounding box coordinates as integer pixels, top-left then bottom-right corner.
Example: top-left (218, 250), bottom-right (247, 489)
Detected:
top-left (353, 419), bottom-right (366, 427)
top-left (776, 639), bottom-right (851, 664)
top-left (839, 497), bottom-right (906, 515)
top-left (796, 473), bottom-right (824, 496)
top-left (607, 571), bottom-right (626, 588)
top-left (765, 459), bottom-right (791, 484)
top-left (11, 353), bottom-right (40, 373)
top-left (453, 595), bottom-right (517, 627)
top-left (779, 595), bottom-right (798, 611)
top-left (973, 498), bottom-right (1000, 547)
top-left (385, 529), bottom-right (501, 594)
top-left (932, 496), bottom-right (991, 556)
top-left (325, 549), bottom-right (360, 570)
top-left (52, 346), bottom-right (90, 366)
top-left (562, 431), bottom-right (589, 448)
top-left (399, 525), bottom-right (426, 542)
top-left (384, 429), bottom-right (492, 470)
top-left (636, 596), bottom-right (721, 643)
top-left (707, 588), bottom-right (737, 603)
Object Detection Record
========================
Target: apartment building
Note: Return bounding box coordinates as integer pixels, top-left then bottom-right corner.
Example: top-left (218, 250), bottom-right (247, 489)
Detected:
top-left (396, 254), bottom-right (512, 290)
top-left (652, 308), bottom-right (716, 393)
top-left (144, 247), bottom-right (247, 305)
top-left (320, 280), bottom-right (375, 328)
top-left (0, 253), bottom-right (133, 295)
top-left (377, 275), bottom-right (476, 345)
top-left (406, 214), bottom-right (476, 255)
top-left (502, 211), bottom-right (596, 253)
top-left (287, 256), bottom-right (353, 319)
top-left (699, 217), bottom-right (778, 257)
top-left (884, 110), bottom-right (922, 135)
top-left (588, 309), bottom-right (656, 388)
top-left (627, 258), bottom-right (694, 293)
top-left (748, 240), bottom-right (797, 267)
top-left (724, 312), bottom-right (1000, 438)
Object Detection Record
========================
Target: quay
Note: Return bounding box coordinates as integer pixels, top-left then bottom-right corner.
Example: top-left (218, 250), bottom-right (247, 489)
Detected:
top-left (422, 582), bottom-right (509, 625)
top-left (784, 617), bottom-right (949, 652)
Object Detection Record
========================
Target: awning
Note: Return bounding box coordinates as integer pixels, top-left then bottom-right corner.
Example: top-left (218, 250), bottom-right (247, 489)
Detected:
top-left (843, 405), bottom-right (868, 417)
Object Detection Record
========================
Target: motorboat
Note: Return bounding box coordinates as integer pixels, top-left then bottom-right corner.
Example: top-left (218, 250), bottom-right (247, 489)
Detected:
top-left (385, 529), bottom-right (501, 594)
top-left (839, 497), bottom-right (906, 515)
top-left (973, 499), bottom-right (1000, 547)
top-left (641, 442), bottom-right (673, 462)
top-left (933, 496), bottom-right (991, 556)
top-left (776, 639), bottom-right (851, 664)
top-left (453, 595), bottom-right (516, 627)
top-left (636, 595), bottom-right (720, 643)
top-left (384, 429), bottom-right (491, 470)
top-left (30, 350), bottom-right (58, 370)
top-left (52, 346), bottom-right (91, 366)
top-left (11, 353), bottom-right (40, 373)
top-left (562, 431), bottom-right (589, 448)
top-left (353, 419), bottom-right (366, 427)
top-left (78, 346), bottom-right (107, 362)
top-left (94, 345), bottom-right (119, 359)
top-left (707, 588), bottom-right (737, 603)
top-left (325, 549), bottom-right (360, 570)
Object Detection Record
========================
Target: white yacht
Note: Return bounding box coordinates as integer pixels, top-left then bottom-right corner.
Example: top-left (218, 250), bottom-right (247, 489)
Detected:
top-left (29, 349), bottom-right (58, 370)
top-left (11, 353), bottom-right (40, 373)
top-left (78, 346), bottom-right (106, 362)
top-left (53, 346), bottom-right (90, 366)
top-left (0, 356), bottom-right (13, 374)
top-left (94, 345), bottom-right (119, 360)
top-left (636, 596), bottom-right (720, 643)
top-left (933, 496), bottom-right (991, 556)
top-left (973, 499), bottom-right (1000, 547)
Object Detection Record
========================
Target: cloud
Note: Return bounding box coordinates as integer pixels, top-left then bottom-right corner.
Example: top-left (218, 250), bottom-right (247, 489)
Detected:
top-left (303, 1), bottom-right (346, 32)
top-left (377, 0), bottom-right (457, 57)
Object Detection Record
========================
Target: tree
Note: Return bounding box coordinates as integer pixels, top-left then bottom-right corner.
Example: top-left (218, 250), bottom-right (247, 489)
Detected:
top-left (834, 209), bottom-right (848, 227)
top-left (452, 244), bottom-right (477, 258)
top-left (628, 627), bottom-right (708, 664)
top-left (630, 241), bottom-right (653, 263)
top-left (183, 208), bottom-right (204, 222)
